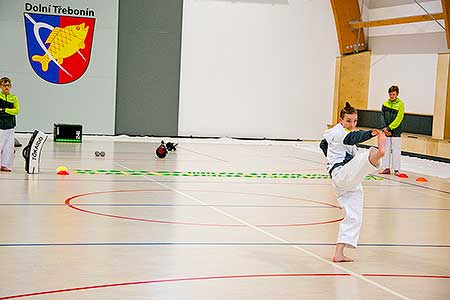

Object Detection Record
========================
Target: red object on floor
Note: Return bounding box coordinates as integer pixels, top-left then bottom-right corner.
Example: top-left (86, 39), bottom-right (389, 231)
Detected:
top-left (57, 170), bottom-right (70, 175)
top-left (397, 173), bottom-right (408, 178)
top-left (416, 177), bottom-right (428, 182)
top-left (379, 168), bottom-right (391, 175)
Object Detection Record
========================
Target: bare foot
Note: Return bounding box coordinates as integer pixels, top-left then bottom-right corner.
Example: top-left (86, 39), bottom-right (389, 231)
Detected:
top-left (332, 256), bottom-right (354, 263)
top-left (377, 132), bottom-right (386, 157)
top-left (0, 166), bottom-right (12, 172)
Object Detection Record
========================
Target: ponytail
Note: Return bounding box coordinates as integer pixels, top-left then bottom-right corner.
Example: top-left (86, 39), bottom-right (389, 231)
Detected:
top-left (340, 102), bottom-right (357, 118)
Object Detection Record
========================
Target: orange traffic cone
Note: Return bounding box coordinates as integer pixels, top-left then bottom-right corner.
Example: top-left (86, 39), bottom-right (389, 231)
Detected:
top-left (416, 177), bottom-right (428, 183)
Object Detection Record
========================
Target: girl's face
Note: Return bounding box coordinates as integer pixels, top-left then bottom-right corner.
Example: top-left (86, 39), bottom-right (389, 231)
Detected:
top-left (340, 113), bottom-right (358, 131)
top-left (389, 91), bottom-right (398, 100)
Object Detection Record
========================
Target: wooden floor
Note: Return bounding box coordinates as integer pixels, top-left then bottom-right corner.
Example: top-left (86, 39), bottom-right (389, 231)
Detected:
top-left (0, 135), bottom-right (449, 300)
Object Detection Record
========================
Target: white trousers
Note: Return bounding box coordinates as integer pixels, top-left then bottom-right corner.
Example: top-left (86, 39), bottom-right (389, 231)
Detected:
top-left (382, 136), bottom-right (401, 171)
top-left (0, 128), bottom-right (15, 168)
top-left (331, 148), bottom-right (381, 248)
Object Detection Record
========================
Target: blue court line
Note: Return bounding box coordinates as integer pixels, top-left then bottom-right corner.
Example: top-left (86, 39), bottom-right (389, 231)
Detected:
top-left (0, 242), bottom-right (448, 248)
top-left (364, 207), bottom-right (450, 211)
top-left (0, 203), bottom-right (448, 211)
top-left (0, 203), bottom-right (331, 208)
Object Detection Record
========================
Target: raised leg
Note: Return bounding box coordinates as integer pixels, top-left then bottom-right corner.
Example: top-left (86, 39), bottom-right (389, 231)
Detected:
top-left (370, 132), bottom-right (386, 167)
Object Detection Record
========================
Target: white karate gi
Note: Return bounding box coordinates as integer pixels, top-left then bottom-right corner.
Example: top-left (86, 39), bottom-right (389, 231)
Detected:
top-left (323, 123), bottom-right (381, 248)
top-left (382, 136), bottom-right (401, 171)
top-left (0, 128), bottom-right (15, 168)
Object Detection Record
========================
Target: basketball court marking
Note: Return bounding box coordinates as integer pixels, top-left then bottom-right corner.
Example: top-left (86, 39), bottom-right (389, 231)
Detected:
top-left (1, 242), bottom-right (449, 248)
top-left (64, 189), bottom-right (343, 227)
top-left (111, 161), bottom-right (414, 300)
top-left (178, 146), bottom-right (229, 162)
top-left (1, 202), bottom-right (447, 211)
top-left (1, 273), bottom-right (448, 300)
top-left (376, 175), bottom-right (450, 195)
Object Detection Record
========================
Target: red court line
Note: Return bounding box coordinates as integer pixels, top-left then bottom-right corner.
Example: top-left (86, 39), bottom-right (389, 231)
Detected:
top-left (0, 274), bottom-right (351, 299)
top-left (65, 189), bottom-right (343, 227)
top-left (1, 273), bottom-right (448, 299)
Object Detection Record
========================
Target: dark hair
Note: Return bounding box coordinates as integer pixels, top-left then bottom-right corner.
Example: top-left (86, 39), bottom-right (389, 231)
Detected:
top-left (0, 77), bottom-right (11, 85)
top-left (340, 102), bottom-right (357, 118)
top-left (388, 85), bottom-right (399, 94)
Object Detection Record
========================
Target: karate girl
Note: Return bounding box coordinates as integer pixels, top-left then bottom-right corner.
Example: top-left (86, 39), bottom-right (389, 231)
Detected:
top-left (320, 102), bottom-right (385, 262)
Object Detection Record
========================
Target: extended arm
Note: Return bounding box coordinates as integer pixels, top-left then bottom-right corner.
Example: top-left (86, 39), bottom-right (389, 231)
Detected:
top-left (343, 130), bottom-right (374, 145)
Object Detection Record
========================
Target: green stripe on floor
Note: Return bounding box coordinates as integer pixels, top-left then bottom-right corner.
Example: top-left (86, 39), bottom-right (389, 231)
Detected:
top-left (72, 169), bottom-right (383, 180)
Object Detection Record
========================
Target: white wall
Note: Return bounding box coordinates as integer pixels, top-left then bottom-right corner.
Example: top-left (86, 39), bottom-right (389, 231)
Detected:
top-left (179, 0), bottom-right (339, 140)
top-left (0, 0), bottom-right (118, 134)
top-left (4, 0), bottom-right (439, 137)
top-left (366, 0), bottom-right (443, 114)
top-left (368, 54), bottom-right (437, 114)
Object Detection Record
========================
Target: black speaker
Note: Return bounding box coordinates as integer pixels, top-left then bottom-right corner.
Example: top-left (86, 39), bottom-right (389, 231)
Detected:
top-left (53, 123), bottom-right (82, 143)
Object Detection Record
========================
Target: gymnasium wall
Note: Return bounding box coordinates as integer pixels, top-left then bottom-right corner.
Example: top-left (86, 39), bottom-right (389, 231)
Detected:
top-left (178, 0), bottom-right (340, 140)
top-left (2, 1), bottom-right (443, 139)
top-left (0, 0), bottom-right (119, 134)
top-left (115, 0), bottom-right (183, 137)
top-left (366, 0), bottom-right (444, 115)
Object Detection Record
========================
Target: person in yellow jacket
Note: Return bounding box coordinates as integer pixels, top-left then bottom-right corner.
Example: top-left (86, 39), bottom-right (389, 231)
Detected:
top-left (0, 77), bottom-right (20, 172)
top-left (379, 85), bottom-right (404, 176)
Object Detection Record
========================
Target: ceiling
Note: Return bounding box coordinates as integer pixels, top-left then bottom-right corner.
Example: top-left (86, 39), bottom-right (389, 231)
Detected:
top-left (367, 0), bottom-right (437, 9)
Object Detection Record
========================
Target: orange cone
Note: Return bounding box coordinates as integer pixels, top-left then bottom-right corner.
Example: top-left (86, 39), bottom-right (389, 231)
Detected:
top-left (416, 177), bottom-right (428, 183)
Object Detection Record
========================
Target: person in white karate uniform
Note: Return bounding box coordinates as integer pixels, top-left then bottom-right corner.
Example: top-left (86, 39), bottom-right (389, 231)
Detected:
top-left (320, 102), bottom-right (386, 262)
top-left (0, 77), bottom-right (20, 172)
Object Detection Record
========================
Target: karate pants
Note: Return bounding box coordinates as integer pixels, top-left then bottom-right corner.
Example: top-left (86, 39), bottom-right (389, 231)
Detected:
top-left (331, 148), bottom-right (381, 248)
top-left (0, 128), bottom-right (15, 168)
top-left (382, 136), bottom-right (401, 171)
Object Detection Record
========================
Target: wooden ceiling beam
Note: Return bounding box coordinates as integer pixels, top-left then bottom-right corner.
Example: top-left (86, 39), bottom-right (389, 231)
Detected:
top-left (350, 13), bottom-right (444, 29)
top-left (330, 0), bottom-right (367, 55)
top-left (442, 0), bottom-right (450, 48)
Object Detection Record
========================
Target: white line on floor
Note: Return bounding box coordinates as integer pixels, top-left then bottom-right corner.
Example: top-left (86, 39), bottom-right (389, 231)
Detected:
top-left (114, 161), bottom-right (413, 300)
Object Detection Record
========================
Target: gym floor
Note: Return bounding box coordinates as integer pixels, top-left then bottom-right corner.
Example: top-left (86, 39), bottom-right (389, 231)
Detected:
top-left (0, 134), bottom-right (449, 300)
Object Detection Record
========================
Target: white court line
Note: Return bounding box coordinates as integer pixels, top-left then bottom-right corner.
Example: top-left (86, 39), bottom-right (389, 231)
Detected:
top-left (178, 146), bottom-right (229, 162)
top-left (415, 188), bottom-right (450, 201)
top-left (114, 161), bottom-right (413, 300)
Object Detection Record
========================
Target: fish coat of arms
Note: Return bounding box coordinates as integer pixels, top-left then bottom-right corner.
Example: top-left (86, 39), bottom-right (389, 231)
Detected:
top-left (24, 13), bottom-right (95, 84)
